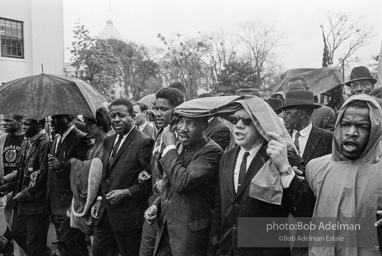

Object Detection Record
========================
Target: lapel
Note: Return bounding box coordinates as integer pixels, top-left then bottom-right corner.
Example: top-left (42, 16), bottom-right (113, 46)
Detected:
top-left (55, 127), bottom-right (77, 156)
top-left (226, 147), bottom-right (240, 197)
top-left (142, 125), bottom-right (147, 134)
top-left (108, 128), bottom-right (137, 170)
top-left (236, 143), bottom-right (268, 199)
top-left (302, 126), bottom-right (321, 163)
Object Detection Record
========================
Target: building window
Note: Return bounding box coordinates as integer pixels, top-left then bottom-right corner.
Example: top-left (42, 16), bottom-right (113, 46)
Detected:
top-left (0, 18), bottom-right (24, 58)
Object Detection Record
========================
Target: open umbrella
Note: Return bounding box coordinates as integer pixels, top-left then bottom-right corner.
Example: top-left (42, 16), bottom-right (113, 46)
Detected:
top-left (0, 74), bottom-right (107, 120)
top-left (138, 93), bottom-right (156, 109)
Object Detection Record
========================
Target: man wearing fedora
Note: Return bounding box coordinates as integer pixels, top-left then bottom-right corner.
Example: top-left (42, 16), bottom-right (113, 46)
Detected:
top-left (281, 90), bottom-right (333, 165)
top-left (345, 66), bottom-right (377, 95)
top-left (287, 76), bottom-right (336, 131)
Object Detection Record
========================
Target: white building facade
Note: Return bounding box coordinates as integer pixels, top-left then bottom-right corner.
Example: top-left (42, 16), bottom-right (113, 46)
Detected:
top-left (0, 0), bottom-right (64, 84)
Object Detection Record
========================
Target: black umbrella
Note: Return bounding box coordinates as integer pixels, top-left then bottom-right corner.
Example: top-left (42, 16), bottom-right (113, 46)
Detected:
top-left (0, 74), bottom-right (107, 120)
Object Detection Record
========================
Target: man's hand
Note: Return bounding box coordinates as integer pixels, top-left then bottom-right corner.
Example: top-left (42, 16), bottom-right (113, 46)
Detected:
top-left (91, 200), bottom-right (102, 219)
top-left (266, 132), bottom-right (290, 172)
top-left (29, 170), bottom-right (41, 187)
top-left (154, 179), bottom-right (163, 193)
top-left (292, 166), bottom-right (305, 181)
top-left (162, 125), bottom-right (176, 147)
top-left (138, 171), bottom-right (151, 184)
top-left (144, 205), bottom-right (158, 225)
top-left (106, 189), bottom-right (130, 205)
top-left (48, 154), bottom-right (63, 171)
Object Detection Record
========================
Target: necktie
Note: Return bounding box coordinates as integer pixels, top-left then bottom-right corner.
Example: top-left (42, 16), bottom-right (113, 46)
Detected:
top-left (111, 135), bottom-right (123, 159)
top-left (55, 135), bottom-right (63, 154)
top-left (238, 152), bottom-right (250, 189)
top-left (294, 131), bottom-right (301, 155)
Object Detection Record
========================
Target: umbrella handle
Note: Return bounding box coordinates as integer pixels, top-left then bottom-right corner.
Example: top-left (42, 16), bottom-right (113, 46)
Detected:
top-left (46, 117), bottom-right (52, 143)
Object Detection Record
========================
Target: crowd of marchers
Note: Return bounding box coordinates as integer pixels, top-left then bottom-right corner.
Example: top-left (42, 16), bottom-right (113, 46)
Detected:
top-left (0, 65), bottom-right (382, 256)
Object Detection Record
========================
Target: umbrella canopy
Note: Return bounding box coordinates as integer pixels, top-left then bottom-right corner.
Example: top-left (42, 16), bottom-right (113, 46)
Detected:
top-left (268, 67), bottom-right (343, 95)
top-left (138, 93), bottom-right (156, 109)
top-left (0, 74), bottom-right (108, 120)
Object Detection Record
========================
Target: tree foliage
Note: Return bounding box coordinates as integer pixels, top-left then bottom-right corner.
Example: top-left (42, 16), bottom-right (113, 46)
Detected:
top-left (108, 39), bottom-right (162, 99)
top-left (237, 21), bottom-right (284, 89)
top-left (199, 33), bottom-right (237, 92)
top-left (71, 22), bottom-right (121, 97)
top-left (217, 60), bottom-right (258, 94)
top-left (157, 33), bottom-right (206, 99)
top-left (321, 12), bottom-right (376, 68)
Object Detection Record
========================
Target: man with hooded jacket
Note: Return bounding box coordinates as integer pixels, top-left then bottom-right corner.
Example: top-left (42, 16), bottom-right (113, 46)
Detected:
top-left (303, 94), bottom-right (382, 255)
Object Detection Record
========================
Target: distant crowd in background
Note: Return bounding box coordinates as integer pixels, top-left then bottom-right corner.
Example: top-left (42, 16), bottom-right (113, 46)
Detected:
top-left (0, 65), bottom-right (381, 256)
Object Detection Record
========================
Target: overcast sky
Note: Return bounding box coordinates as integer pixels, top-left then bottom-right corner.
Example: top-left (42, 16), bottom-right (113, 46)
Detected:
top-left (63, 0), bottom-right (382, 72)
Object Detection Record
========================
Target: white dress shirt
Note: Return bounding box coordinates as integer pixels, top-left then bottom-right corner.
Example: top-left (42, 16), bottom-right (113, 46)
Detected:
top-left (234, 145), bottom-right (262, 193)
top-left (292, 123), bottom-right (312, 157)
top-left (138, 121), bottom-right (148, 132)
top-left (55, 125), bottom-right (75, 154)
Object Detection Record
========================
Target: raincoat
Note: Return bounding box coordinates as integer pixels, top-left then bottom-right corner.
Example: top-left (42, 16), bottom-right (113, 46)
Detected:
top-left (306, 94), bottom-right (382, 256)
top-left (173, 95), bottom-right (300, 205)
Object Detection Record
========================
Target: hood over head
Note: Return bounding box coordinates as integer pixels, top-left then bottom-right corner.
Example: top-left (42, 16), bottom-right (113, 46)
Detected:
top-left (333, 94), bottom-right (382, 164)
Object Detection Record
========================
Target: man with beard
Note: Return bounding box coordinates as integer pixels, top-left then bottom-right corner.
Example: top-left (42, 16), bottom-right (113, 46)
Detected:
top-left (0, 114), bottom-right (25, 255)
top-left (48, 114), bottom-right (90, 256)
top-left (139, 87), bottom-right (184, 256)
top-left (303, 94), bottom-right (382, 255)
top-left (144, 113), bottom-right (223, 256)
top-left (4, 118), bottom-right (50, 256)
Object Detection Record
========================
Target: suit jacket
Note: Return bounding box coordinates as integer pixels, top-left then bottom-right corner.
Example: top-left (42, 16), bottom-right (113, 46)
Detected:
top-left (205, 117), bottom-right (231, 151)
top-left (208, 143), bottom-right (315, 256)
top-left (153, 138), bottom-right (223, 256)
top-left (302, 125), bottom-right (333, 165)
top-left (141, 122), bottom-right (155, 139)
top-left (98, 127), bottom-right (154, 232)
top-left (48, 126), bottom-right (89, 216)
top-left (311, 105), bottom-right (336, 131)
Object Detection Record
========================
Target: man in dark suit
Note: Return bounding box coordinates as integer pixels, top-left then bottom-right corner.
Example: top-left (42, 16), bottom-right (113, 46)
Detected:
top-left (139, 87), bottom-right (185, 256)
top-left (208, 99), bottom-right (315, 256)
top-left (287, 76), bottom-right (336, 131)
top-left (281, 90), bottom-right (333, 165)
top-left (133, 102), bottom-right (156, 139)
top-left (48, 114), bottom-right (90, 256)
top-left (91, 98), bottom-right (154, 256)
top-left (144, 113), bottom-right (223, 256)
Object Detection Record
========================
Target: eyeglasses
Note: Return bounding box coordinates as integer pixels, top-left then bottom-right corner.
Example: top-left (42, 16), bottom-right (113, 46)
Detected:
top-left (229, 115), bottom-right (252, 126)
top-left (350, 81), bottom-right (372, 90)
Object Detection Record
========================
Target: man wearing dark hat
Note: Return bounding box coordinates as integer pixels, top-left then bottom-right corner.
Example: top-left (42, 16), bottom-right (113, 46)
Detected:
top-left (267, 98), bottom-right (284, 116)
top-left (281, 90), bottom-right (333, 165)
top-left (345, 66), bottom-right (377, 95)
top-left (287, 76), bottom-right (336, 131)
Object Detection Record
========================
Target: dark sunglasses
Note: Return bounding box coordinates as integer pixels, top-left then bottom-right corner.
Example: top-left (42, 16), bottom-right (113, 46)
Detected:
top-left (229, 115), bottom-right (252, 126)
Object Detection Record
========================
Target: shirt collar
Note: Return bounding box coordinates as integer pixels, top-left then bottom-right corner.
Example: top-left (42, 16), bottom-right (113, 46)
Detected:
top-left (138, 121), bottom-right (147, 131)
top-left (239, 142), bottom-right (263, 157)
top-left (62, 125), bottom-right (75, 137)
top-left (297, 122), bottom-right (312, 137)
